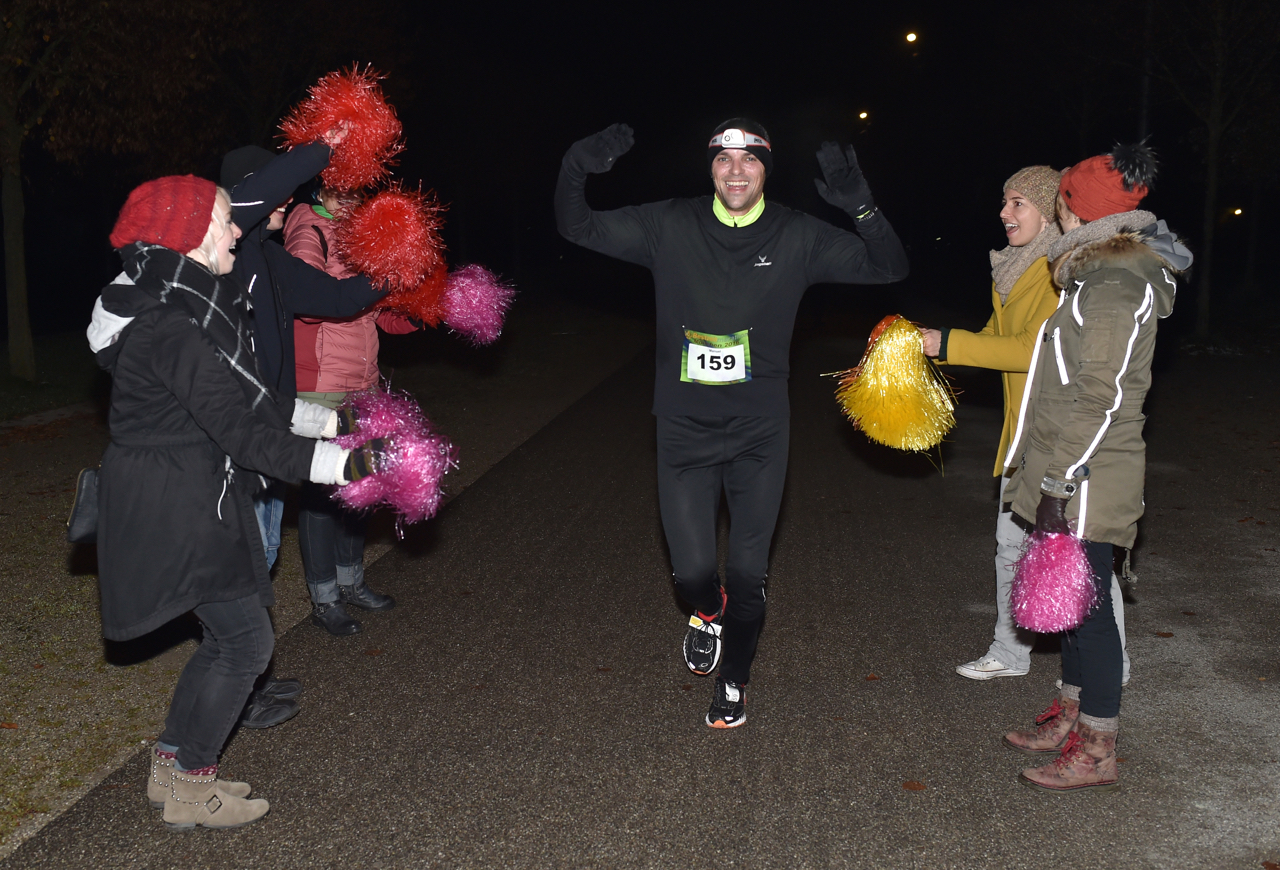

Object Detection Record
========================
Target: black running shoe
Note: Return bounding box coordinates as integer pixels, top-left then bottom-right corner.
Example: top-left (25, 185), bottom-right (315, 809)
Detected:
top-left (682, 588), bottom-right (726, 675)
top-left (706, 675), bottom-right (746, 729)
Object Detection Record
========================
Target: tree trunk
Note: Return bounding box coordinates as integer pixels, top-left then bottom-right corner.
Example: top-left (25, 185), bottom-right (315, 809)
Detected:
top-left (1195, 125), bottom-right (1219, 338)
top-left (1, 129), bottom-right (36, 381)
top-left (1241, 184), bottom-right (1262, 301)
top-left (1194, 6), bottom-right (1227, 339)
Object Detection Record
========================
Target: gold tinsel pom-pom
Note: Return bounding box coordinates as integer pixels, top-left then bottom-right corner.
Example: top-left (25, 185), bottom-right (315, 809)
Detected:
top-left (832, 315), bottom-right (957, 452)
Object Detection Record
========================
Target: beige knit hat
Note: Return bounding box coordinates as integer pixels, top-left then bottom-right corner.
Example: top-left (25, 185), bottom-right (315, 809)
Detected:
top-left (1003, 165), bottom-right (1061, 221)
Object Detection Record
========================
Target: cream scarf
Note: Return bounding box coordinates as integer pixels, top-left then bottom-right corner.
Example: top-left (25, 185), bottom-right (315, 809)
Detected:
top-left (989, 220), bottom-right (1061, 305)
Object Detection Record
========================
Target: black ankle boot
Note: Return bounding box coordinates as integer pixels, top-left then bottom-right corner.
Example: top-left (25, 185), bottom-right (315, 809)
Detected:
top-left (311, 601), bottom-right (361, 635)
top-left (339, 581), bottom-right (396, 612)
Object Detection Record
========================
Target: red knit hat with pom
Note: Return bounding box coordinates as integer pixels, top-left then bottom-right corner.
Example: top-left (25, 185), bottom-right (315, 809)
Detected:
top-left (109, 175), bottom-right (218, 252)
top-left (1058, 154), bottom-right (1149, 222)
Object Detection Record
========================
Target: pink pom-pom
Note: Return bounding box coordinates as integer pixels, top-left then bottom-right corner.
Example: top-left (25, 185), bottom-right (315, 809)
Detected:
top-left (279, 66), bottom-right (404, 191)
top-left (334, 185), bottom-right (447, 299)
top-left (443, 265), bottom-right (516, 345)
top-left (1011, 532), bottom-right (1098, 632)
top-left (332, 387), bottom-right (457, 529)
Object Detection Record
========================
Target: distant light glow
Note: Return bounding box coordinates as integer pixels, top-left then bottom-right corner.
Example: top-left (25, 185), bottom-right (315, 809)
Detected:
top-left (1234, 208), bottom-right (1243, 215)
top-left (906, 33), bottom-right (917, 42)
top-left (859, 112), bottom-right (868, 120)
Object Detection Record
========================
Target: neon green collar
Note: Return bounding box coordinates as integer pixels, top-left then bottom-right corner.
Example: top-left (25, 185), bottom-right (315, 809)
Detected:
top-left (311, 203), bottom-right (335, 220)
top-left (713, 196), bottom-right (765, 227)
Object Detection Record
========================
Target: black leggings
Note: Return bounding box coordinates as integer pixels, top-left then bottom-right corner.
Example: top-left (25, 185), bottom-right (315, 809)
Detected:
top-left (1061, 540), bottom-right (1124, 719)
top-left (656, 415), bottom-right (789, 685)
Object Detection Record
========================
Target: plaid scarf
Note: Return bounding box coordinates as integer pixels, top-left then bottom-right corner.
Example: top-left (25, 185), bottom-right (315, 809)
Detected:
top-left (120, 242), bottom-right (271, 409)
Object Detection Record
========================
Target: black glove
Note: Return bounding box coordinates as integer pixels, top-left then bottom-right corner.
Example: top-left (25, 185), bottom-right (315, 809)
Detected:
top-left (335, 407), bottom-right (359, 437)
top-left (1035, 494), bottom-right (1071, 535)
top-left (344, 438), bottom-right (387, 483)
top-left (814, 142), bottom-right (875, 218)
top-left (564, 123), bottom-right (635, 174)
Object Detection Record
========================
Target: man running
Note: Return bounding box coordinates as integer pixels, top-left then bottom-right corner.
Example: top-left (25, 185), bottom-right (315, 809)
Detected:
top-left (555, 119), bottom-right (909, 728)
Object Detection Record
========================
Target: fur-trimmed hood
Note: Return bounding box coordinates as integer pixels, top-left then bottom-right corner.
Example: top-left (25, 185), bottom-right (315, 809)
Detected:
top-left (1051, 216), bottom-right (1191, 319)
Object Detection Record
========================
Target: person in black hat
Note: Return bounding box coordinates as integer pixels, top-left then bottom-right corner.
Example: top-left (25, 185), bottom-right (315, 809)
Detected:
top-left (555, 119), bottom-right (909, 728)
top-left (219, 129), bottom-right (389, 726)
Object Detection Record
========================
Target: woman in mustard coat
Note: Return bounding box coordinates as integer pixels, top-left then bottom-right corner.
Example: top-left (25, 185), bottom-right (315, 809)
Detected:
top-left (920, 165), bottom-right (1128, 684)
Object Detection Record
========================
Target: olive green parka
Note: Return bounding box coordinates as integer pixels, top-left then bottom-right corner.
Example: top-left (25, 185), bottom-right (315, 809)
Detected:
top-left (1004, 219), bottom-right (1187, 548)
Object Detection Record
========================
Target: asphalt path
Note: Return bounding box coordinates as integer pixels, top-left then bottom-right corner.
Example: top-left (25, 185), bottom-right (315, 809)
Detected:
top-left (6, 332), bottom-right (1280, 869)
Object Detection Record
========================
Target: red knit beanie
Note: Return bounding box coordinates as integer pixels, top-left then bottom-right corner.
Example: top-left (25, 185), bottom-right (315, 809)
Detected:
top-left (109, 175), bottom-right (218, 252)
top-left (1058, 155), bottom-right (1148, 222)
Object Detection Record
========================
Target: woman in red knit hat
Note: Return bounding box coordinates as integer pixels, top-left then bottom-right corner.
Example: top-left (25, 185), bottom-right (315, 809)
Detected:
top-left (90, 176), bottom-right (384, 829)
top-left (999, 144), bottom-right (1192, 792)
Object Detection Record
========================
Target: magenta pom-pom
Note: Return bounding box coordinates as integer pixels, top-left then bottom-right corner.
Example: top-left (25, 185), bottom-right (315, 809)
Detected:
top-left (279, 66), bottom-right (404, 191)
top-left (1011, 532), bottom-right (1098, 632)
top-left (443, 265), bottom-right (516, 345)
top-left (332, 387), bottom-right (456, 528)
top-left (334, 184), bottom-right (447, 297)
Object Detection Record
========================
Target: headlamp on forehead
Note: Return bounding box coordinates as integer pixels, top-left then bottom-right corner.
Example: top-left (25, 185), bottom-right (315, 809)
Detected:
top-left (709, 129), bottom-right (771, 151)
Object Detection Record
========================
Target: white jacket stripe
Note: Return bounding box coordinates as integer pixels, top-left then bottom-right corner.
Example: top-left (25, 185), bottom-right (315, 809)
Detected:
top-left (1065, 282), bottom-right (1155, 480)
top-left (1053, 327), bottom-right (1069, 385)
top-left (1077, 479), bottom-right (1089, 538)
top-left (1003, 319), bottom-right (1049, 470)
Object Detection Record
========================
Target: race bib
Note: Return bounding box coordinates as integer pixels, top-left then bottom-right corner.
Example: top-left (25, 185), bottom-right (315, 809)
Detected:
top-left (680, 328), bottom-right (752, 385)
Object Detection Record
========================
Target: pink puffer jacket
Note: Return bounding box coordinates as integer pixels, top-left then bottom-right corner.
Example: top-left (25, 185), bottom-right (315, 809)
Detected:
top-left (285, 204), bottom-right (416, 393)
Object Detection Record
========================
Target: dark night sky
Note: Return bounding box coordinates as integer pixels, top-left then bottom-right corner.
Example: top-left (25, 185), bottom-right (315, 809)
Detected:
top-left (11, 0), bottom-right (1264, 339)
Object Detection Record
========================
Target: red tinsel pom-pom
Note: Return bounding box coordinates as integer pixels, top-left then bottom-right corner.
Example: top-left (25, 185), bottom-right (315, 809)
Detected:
top-left (279, 66), bottom-right (404, 192)
top-left (378, 268), bottom-right (449, 327)
top-left (334, 184), bottom-right (447, 298)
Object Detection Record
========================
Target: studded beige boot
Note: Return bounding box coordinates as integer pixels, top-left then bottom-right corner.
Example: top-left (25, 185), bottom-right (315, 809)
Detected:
top-left (163, 765), bottom-right (269, 830)
top-left (147, 746), bottom-right (251, 809)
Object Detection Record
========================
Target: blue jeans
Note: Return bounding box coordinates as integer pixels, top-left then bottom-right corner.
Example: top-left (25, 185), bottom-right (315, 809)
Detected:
top-left (253, 482), bottom-right (284, 571)
top-left (298, 481), bottom-right (367, 605)
top-left (159, 594), bottom-right (274, 769)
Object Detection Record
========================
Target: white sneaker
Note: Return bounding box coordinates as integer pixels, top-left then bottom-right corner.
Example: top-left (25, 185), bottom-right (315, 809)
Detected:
top-left (956, 655), bottom-right (1030, 680)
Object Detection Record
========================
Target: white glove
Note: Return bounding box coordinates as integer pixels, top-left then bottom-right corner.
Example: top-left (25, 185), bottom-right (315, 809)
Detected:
top-left (309, 441), bottom-right (351, 486)
top-left (291, 399), bottom-right (339, 439)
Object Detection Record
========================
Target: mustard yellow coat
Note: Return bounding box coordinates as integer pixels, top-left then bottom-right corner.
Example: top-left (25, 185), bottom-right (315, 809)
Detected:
top-left (940, 256), bottom-right (1060, 476)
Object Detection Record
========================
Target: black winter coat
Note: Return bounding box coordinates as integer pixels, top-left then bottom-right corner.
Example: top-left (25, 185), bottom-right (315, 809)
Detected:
top-left (227, 142), bottom-right (385, 397)
top-left (93, 251), bottom-right (318, 641)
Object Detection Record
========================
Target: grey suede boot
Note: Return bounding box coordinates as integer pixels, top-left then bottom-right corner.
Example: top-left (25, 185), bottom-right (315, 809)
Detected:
top-left (147, 746), bottom-right (250, 809)
top-left (163, 766), bottom-right (269, 830)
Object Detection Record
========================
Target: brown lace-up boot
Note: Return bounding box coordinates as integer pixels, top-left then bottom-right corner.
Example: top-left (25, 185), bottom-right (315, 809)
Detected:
top-left (1002, 695), bottom-right (1080, 755)
top-left (163, 765), bottom-right (269, 830)
top-left (147, 746), bottom-right (251, 809)
top-left (1018, 720), bottom-right (1119, 793)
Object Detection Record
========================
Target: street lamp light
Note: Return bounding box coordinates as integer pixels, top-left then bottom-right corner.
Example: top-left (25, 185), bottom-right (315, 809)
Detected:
top-left (906, 32), bottom-right (917, 42)
top-left (859, 112), bottom-right (868, 120)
